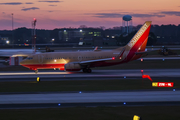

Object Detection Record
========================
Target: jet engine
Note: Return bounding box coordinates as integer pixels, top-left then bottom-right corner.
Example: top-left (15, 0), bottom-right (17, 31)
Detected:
top-left (64, 63), bottom-right (81, 71)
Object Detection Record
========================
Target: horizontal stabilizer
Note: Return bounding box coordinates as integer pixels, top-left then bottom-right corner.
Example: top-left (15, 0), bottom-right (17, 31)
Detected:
top-left (135, 51), bottom-right (147, 55)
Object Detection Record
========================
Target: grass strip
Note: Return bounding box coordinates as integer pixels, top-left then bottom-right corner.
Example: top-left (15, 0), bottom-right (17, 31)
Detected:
top-left (0, 106), bottom-right (180, 120)
top-left (0, 79), bottom-right (179, 93)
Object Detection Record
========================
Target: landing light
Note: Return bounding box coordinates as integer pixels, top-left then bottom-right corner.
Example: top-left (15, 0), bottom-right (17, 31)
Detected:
top-left (54, 59), bottom-right (57, 62)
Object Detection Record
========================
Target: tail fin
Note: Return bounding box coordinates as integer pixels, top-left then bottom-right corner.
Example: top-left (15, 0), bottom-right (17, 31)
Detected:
top-left (126, 21), bottom-right (152, 52)
top-left (123, 21), bottom-right (151, 61)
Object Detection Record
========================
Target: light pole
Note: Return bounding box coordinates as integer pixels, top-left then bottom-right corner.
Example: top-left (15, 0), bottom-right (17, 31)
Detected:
top-left (32, 18), bottom-right (37, 53)
top-left (12, 13), bottom-right (14, 48)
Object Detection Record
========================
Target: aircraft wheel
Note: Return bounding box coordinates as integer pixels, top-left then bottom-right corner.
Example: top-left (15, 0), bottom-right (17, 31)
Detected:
top-left (87, 69), bottom-right (92, 73)
top-left (83, 68), bottom-right (87, 73)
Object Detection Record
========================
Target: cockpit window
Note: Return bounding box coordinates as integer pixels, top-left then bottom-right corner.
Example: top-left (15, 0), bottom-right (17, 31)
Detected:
top-left (26, 57), bottom-right (33, 60)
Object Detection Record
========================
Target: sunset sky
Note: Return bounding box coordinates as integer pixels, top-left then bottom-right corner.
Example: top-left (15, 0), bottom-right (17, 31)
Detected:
top-left (0, 0), bottom-right (180, 30)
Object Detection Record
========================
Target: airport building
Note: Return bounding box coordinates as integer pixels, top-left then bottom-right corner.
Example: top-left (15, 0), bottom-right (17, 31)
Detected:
top-left (58, 28), bottom-right (120, 46)
top-left (0, 35), bottom-right (10, 44)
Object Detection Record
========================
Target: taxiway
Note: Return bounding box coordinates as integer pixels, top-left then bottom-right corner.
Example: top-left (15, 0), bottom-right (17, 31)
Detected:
top-left (0, 90), bottom-right (179, 109)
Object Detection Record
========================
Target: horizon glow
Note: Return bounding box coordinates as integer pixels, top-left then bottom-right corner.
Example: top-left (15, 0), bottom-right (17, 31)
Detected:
top-left (0, 0), bottom-right (180, 30)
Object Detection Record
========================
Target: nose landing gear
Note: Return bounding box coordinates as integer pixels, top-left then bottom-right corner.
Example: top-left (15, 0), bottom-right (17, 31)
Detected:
top-left (35, 70), bottom-right (38, 74)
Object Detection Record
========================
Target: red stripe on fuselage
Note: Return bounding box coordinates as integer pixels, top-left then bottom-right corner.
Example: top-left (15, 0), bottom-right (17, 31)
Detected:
top-left (125, 25), bottom-right (151, 62)
top-left (21, 63), bottom-right (65, 69)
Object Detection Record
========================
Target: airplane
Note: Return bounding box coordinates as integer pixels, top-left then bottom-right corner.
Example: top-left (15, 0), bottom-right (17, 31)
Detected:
top-left (0, 49), bottom-right (39, 57)
top-left (0, 49), bottom-right (42, 64)
top-left (20, 21), bottom-right (152, 73)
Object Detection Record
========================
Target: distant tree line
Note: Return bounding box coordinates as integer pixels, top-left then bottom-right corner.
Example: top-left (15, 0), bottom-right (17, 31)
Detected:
top-left (0, 24), bottom-right (180, 46)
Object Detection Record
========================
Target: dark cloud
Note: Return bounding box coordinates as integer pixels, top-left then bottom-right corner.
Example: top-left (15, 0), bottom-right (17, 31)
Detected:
top-left (48, 11), bottom-right (53, 12)
top-left (0, 2), bottom-right (22, 5)
top-left (93, 13), bottom-right (124, 18)
top-left (161, 11), bottom-right (180, 16)
top-left (38, 0), bottom-right (62, 3)
top-left (49, 5), bottom-right (57, 6)
top-left (21, 7), bottom-right (40, 11)
top-left (93, 13), bottom-right (165, 18)
top-left (25, 2), bottom-right (34, 4)
top-left (132, 13), bottom-right (165, 18)
top-left (2, 12), bottom-right (5, 14)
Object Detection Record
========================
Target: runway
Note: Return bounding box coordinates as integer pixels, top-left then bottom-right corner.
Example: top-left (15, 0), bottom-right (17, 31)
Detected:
top-left (0, 90), bottom-right (179, 109)
top-left (0, 69), bottom-right (180, 81)
top-left (0, 69), bottom-right (179, 109)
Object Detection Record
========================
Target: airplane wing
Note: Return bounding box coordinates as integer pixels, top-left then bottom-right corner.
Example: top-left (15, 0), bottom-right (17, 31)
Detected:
top-left (135, 51), bottom-right (148, 55)
top-left (77, 48), bottom-right (126, 66)
top-left (80, 58), bottom-right (113, 64)
top-left (71, 57), bottom-right (115, 68)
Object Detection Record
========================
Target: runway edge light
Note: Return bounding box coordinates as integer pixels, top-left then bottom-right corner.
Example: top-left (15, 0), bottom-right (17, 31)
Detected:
top-left (37, 77), bottom-right (40, 82)
top-left (133, 115), bottom-right (141, 120)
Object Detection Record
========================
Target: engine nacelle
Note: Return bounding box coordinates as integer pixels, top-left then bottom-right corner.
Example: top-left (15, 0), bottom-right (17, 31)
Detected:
top-left (64, 63), bottom-right (81, 71)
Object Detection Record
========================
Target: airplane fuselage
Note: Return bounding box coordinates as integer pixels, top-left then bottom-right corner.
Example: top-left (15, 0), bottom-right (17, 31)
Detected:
top-left (20, 47), bottom-right (132, 71)
top-left (20, 21), bottom-right (152, 73)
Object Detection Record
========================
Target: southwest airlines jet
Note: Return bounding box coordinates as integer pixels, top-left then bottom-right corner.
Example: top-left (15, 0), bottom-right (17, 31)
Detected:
top-left (20, 21), bottom-right (152, 73)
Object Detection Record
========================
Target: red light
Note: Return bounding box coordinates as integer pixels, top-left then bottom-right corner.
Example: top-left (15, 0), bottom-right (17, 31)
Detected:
top-left (141, 70), bottom-right (143, 73)
top-left (112, 57), bottom-right (115, 60)
top-left (141, 58), bottom-right (143, 61)
top-left (33, 18), bottom-right (36, 21)
top-left (142, 75), bottom-right (153, 81)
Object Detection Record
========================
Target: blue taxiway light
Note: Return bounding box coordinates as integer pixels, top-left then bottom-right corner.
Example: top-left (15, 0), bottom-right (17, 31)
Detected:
top-left (58, 103), bottom-right (61, 106)
top-left (79, 91), bottom-right (82, 93)
top-left (123, 102), bottom-right (126, 105)
top-left (173, 89), bottom-right (175, 92)
top-left (163, 59), bottom-right (165, 61)
top-left (124, 76), bottom-right (126, 78)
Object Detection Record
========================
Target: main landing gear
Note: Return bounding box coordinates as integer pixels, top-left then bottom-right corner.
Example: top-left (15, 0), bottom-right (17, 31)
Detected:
top-left (83, 68), bottom-right (92, 73)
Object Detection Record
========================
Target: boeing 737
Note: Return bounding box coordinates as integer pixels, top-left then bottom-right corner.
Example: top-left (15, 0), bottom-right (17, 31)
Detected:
top-left (20, 21), bottom-right (152, 73)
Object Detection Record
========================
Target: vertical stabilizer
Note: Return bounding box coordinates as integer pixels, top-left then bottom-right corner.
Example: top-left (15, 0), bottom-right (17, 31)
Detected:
top-left (123, 21), bottom-right (152, 61)
top-left (126, 21), bottom-right (151, 51)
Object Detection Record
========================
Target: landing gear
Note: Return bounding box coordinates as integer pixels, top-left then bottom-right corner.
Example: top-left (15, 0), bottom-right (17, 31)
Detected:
top-left (83, 68), bottom-right (87, 73)
top-left (83, 68), bottom-right (92, 73)
top-left (87, 69), bottom-right (92, 73)
top-left (35, 70), bottom-right (38, 74)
